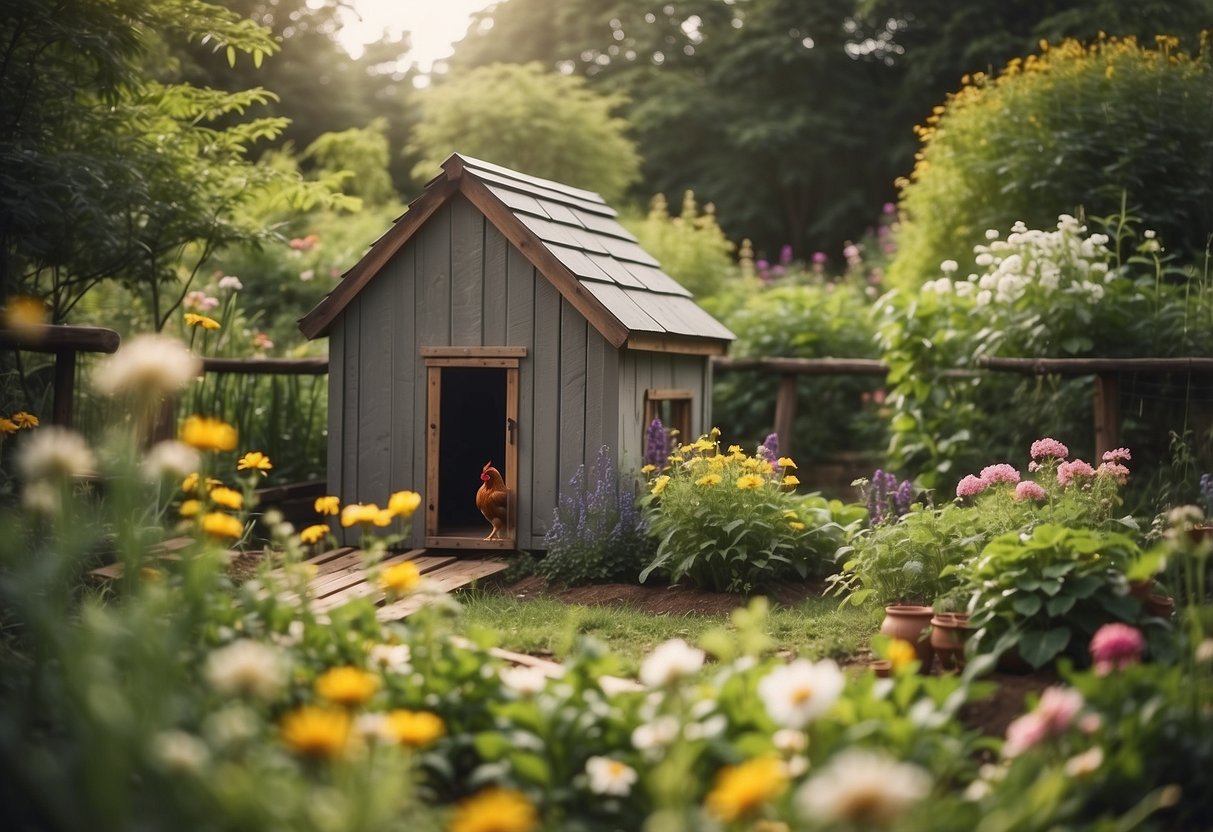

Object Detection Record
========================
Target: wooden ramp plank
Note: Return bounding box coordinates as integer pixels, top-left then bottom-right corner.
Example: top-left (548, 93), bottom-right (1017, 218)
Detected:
top-left (376, 558), bottom-right (509, 621)
top-left (309, 549), bottom-right (432, 599)
top-left (88, 537), bottom-right (232, 582)
top-left (311, 554), bottom-right (457, 612)
top-left (266, 546), bottom-right (358, 579)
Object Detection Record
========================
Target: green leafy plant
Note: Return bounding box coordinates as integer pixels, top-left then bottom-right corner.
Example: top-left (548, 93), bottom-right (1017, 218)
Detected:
top-left (964, 524), bottom-right (1144, 669)
top-left (640, 433), bottom-right (861, 593)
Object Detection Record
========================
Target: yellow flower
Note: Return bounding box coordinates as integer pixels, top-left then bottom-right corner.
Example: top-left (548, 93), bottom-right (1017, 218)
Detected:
top-left (0, 417), bottom-right (17, 434)
top-left (778, 457), bottom-right (797, 469)
top-left (184, 313), bottom-right (221, 330)
top-left (387, 489), bottom-right (421, 518)
top-left (209, 486), bottom-right (243, 510)
top-left (12, 411), bottom-right (39, 429)
top-left (757, 461), bottom-right (774, 475)
top-left (640, 464), bottom-right (656, 474)
top-left (314, 495), bottom-right (340, 515)
top-left (693, 438), bottom-right (714, 452)
top-left (385, 709), bottom-right (445, 748)
top-left (668, 455), bottom-right (684, 464)
top-left (736, 474), bottom-right (765, 490)
top-left (449, 788), bottom-right (539, 832)
top-left (201, 512), bottom-right (243, 540)
top-left (3, 295), bottom-right (48, 328)
top-left (782, 475), bottom-right (800, 488)
top-left (179, 499), bottom-right (201, 518)
top-left (182, 472), bottom-right (199, 493)
top-left (709, 426), bottom-right (721, 438)
top-left (789, 521), bottom-right (806, 531)
top-left (887, 639), bottom-right (917, 670)
top-left (340, 503), bottom-right (383, 527)
top-left (237, 450), bottom-right (273, 474)
top-left (300, 523), bottom-right (329, 545)
top-left (742, 458), bottom-right (761, 469)
top-left (696, 473), bottom-right (723, 487)
top-left (651, 475), bottom-right (671, 496)
top-left (280, 706), bottom-right (350, 759)
top-left (381, 561), bottom-right (422, 594)
top-left (705, 757), bottom-right (787, 822)
top-left (709, 454), bottom-right (728, 468)
top-left (727, 444), bottom-right (744, 455)
top-left (180, 416), bottom-right (237, 452)
top-left (315, 666), bottom-right (379, 706)
top-left (783, 510), bottom-right (798, 518)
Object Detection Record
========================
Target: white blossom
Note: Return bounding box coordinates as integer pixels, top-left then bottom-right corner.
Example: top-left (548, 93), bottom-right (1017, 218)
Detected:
top-left (757, 658), bottom-right (845, 729)
top-left (585, 756), bottom-right (638, 796)
top-left (940, 259), bottom-right (958, 273)
top-left (368, 643), bottom-right (412, 673)
top-left (92, 334), bottom-right (200, 398)
top-left (632, 716), bottom-right (679, 751)
top-left (17, 426), bottom-right (96, 481)
top-left (142, 440), bottom-right (201, 482)
top-left (218, 275), bottom-right (244, 291)
top-left (204, 640), bottom-right (287, 701)
top-left (500, 665), bottom-right (549, 696)
top-left (150, 730), bottom-right (210, 774)
top-left (638, 639), bottom-right (705, 687)
top-left (796, 749), bottom-right (932, 826)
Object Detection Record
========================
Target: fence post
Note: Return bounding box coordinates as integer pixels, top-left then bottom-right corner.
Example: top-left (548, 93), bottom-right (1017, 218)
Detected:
top-left (774, 373), bottom-right (797, 456)
top-left (1092, 372), bottom-right (1122, 460)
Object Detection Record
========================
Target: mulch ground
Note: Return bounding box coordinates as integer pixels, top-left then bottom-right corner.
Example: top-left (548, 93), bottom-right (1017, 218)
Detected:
top-left (480, 574), bottom-right (1059, 739)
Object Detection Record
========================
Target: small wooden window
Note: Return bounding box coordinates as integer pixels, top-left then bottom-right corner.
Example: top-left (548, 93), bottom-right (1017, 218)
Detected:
top-left (644, 388), bottom-right (693, 446)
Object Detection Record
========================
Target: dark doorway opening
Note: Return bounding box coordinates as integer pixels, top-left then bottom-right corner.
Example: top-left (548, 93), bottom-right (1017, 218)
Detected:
top-left (437, 367), bottom-right (507, 536)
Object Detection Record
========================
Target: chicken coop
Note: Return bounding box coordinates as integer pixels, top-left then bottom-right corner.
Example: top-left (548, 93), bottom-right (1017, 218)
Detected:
top-left (299, 153), bottom-right (734, 551)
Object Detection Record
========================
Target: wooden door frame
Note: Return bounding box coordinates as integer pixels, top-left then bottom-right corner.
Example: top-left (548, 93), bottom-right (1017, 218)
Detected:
top-left (423, 348), bottom-right (523, 550)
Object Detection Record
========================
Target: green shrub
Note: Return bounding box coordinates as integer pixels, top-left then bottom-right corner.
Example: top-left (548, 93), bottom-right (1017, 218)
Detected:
top-left (714, 281), bottom-right (887, 465)
top-left (640, 433), bottom-right (862, 593)
top-left (890, 35), bottom-right (1213, 289)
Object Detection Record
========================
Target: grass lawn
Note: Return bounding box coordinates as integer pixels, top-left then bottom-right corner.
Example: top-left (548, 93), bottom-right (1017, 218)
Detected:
top-left (457, 588), bottom-right (883, 675)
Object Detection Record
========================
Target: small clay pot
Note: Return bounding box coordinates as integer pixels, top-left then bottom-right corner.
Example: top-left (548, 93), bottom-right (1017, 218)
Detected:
top-left (929, 613), bottom-right (972, 672)
top-left (1145, 593), bottom-right (1175, 619)
top-left (880, 604), bottom-right (935, 674)
top-left (870, 659), bottom-right (893, 678)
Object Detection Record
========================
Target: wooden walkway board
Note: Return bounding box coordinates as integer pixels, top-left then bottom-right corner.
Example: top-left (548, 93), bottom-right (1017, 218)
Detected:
top-left (376, 557), bottom-right (510, 620)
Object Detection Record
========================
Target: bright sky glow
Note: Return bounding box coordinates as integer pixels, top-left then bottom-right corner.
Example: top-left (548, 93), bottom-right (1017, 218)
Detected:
top-left (327, 0), bottom-right (495, 72)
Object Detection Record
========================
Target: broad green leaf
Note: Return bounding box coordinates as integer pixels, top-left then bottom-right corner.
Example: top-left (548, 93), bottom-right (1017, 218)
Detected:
top-left (1017, 627), bottom-right (1071, 668)
top-left (1011, 594), bottom-right (1042, 616)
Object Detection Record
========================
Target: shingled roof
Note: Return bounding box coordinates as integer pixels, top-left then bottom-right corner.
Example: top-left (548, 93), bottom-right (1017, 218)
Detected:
top-left (298, 153), bottom-right (735, 352)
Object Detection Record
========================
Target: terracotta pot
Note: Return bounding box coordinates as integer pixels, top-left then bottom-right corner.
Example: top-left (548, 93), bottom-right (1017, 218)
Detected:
top-left (880, 604), bottom-right (935, 674)
top-left (929, 613), bottom-right (971, 672)
top-left (870, 659), bottom-right (892, 678)
top-left (1145, 593), bottom-right (1175, 619)
top-left (1186, 525), bottom-right (1213, 546)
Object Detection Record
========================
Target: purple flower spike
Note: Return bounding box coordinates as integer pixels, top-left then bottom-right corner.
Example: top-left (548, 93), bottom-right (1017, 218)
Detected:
top-left (644, 418), bottom-right (670, 467)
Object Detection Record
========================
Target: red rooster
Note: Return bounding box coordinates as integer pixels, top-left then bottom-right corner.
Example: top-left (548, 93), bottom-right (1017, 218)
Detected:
top-left (476, 461), bottom-right (509, 541)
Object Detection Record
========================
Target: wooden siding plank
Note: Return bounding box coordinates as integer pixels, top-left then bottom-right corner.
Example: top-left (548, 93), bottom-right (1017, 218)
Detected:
top-left (389, 243), bottom-right (418, 542)
top-left (530, 277), bottom-right (562, 540)
top-left (357, 281), bottom-right (394, 509)
top-left (418, 202), bottom-right (452, 346)
top-left (341, 301), bottom-right (361, 542)
top-left (558, 300), bottom-right (588, 506)
top-left (584, 328), bottom-right (606, 463)
top-left (600, 338), bottom-right (621, 466)
top-left (327, 318), bottom-right (345, 538)
top-left (450, 195), bottom-right (484, 345)
top-left (617, 351), bottom-right (644, 474)
top-left (425, 367), bottom-right (441, 542)
top-left (672, 355), bottom-right (708, 437)
top-left (506, 250), bottom-right (536, 547)
top-left (483, 225), bottom-right (509, 345)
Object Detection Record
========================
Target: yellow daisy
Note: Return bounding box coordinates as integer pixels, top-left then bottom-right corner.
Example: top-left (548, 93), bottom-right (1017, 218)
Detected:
top-left (280, 706), bottom-right (350, 759)
top-left (209, 486), bottom-right (243, 510)
top-left (651, 475), bottom-right (671, 496)
top-left (201, 511), bottom-right (243, 540)
top-left (184, 313), bottom-right (221, 330)
top-left (381, 561), bottom-right (422, 594)
top-left (449, 788), bottom-right (538, 832)
top-left (696, 473), bottom-right (723, 487)
top-left (180, 415), bottom-right (237, 452)
top-left (237, 450), bottom-right (273, 474)
top-left (385, 709), bottom-right (445, 748)
top-left (314, 495), bottom-right (340, 515)
top-left (705, 757), bottom-right (787, 822)
top-left (314, 666), bottom-right (379, 706)
top-left (736, 474), bottom-right (765, 490)
top-left (387, 490), bottom-right (421, 518)
top-left (300, 523), bottom-right (329, 545)
top-left (11, 411), bottom-right (39, 429)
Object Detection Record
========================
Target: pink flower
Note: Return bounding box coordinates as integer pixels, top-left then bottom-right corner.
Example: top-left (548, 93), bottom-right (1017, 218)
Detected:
top-left (1004, 686), bottom-right (1084, 757)
top-left (980, 464), bottom-right (1021, 485)
top-left (1096, 461), bottom-right (1130, 485)
top-left (1030, 438), bottom-right (1069, 461)
top-left (1057, 459), bottom-right (1095, 487)
top-left (184, 290), bottom-right (219, 311)
top-left (1089, 623), bottom-right (1145, 675)
top-left (956, 474), bottom-right (988, 499)
top-left (1013, 481), bottom-right (1047, 502)
top-left (1101, 447), bottom-right (1131, 463)
top-left (1027, 461), bottom-right (1040, 473)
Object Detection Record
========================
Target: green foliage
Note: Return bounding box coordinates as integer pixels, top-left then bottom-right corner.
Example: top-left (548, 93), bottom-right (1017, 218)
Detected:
top-left (877, 213), bottom-right (1213, 492)
top-left (890, 35), bottom-right (1213, 288)
top-left (407, 63), bottom-right (641, 203)
top-left (713, 280), bottom-right (887, 464)
top-left (965, 525), bottom-right (1146, 669)
top-left (302, 119), bottom-right (397, 207)
top-left (538, 447), bottom-right (653, 586)
top-left (640, 435), bottom-right (860, 593)
top-left (620, 192), bottom-right (735, 299)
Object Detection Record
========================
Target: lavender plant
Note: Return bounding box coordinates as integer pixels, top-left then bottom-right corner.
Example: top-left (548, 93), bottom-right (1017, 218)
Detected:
top-left (540, 447), bottom-right (653, 585)
top-left (644, 418), bottom-right (671, 469)
top-left (861, 469), bottom-right (914, 526)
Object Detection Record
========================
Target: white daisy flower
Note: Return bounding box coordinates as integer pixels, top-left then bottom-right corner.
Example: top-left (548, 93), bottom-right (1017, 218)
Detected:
top-left (150, 730), bottom-right (210, 774)
top-left (204, 639), bottom-right (287, 701)
top-left (585, 756), bottom-right (638, 796)
top-left (499, 665), bottom-right (549, 696)
top-left (757, 658), bottom-right (845, 729)
top-left (368, 643), bottom-right (412, 673)
top-left (638, 639), bottom-right (705, 687)
top-left (142, 440), bottom-right (200, 482)
top-left (17, 426), bottom-right (95, 481)
top-left (92, 334), bottom-right (200, 398)
top-left (796, 749), bottom-right (932, 826)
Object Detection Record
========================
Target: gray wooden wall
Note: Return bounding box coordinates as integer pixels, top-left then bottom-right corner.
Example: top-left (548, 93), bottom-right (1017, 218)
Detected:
top-left (327, 194), bottom-right (639, 550)
top-left (616, 350), bottom-right (713, 473)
